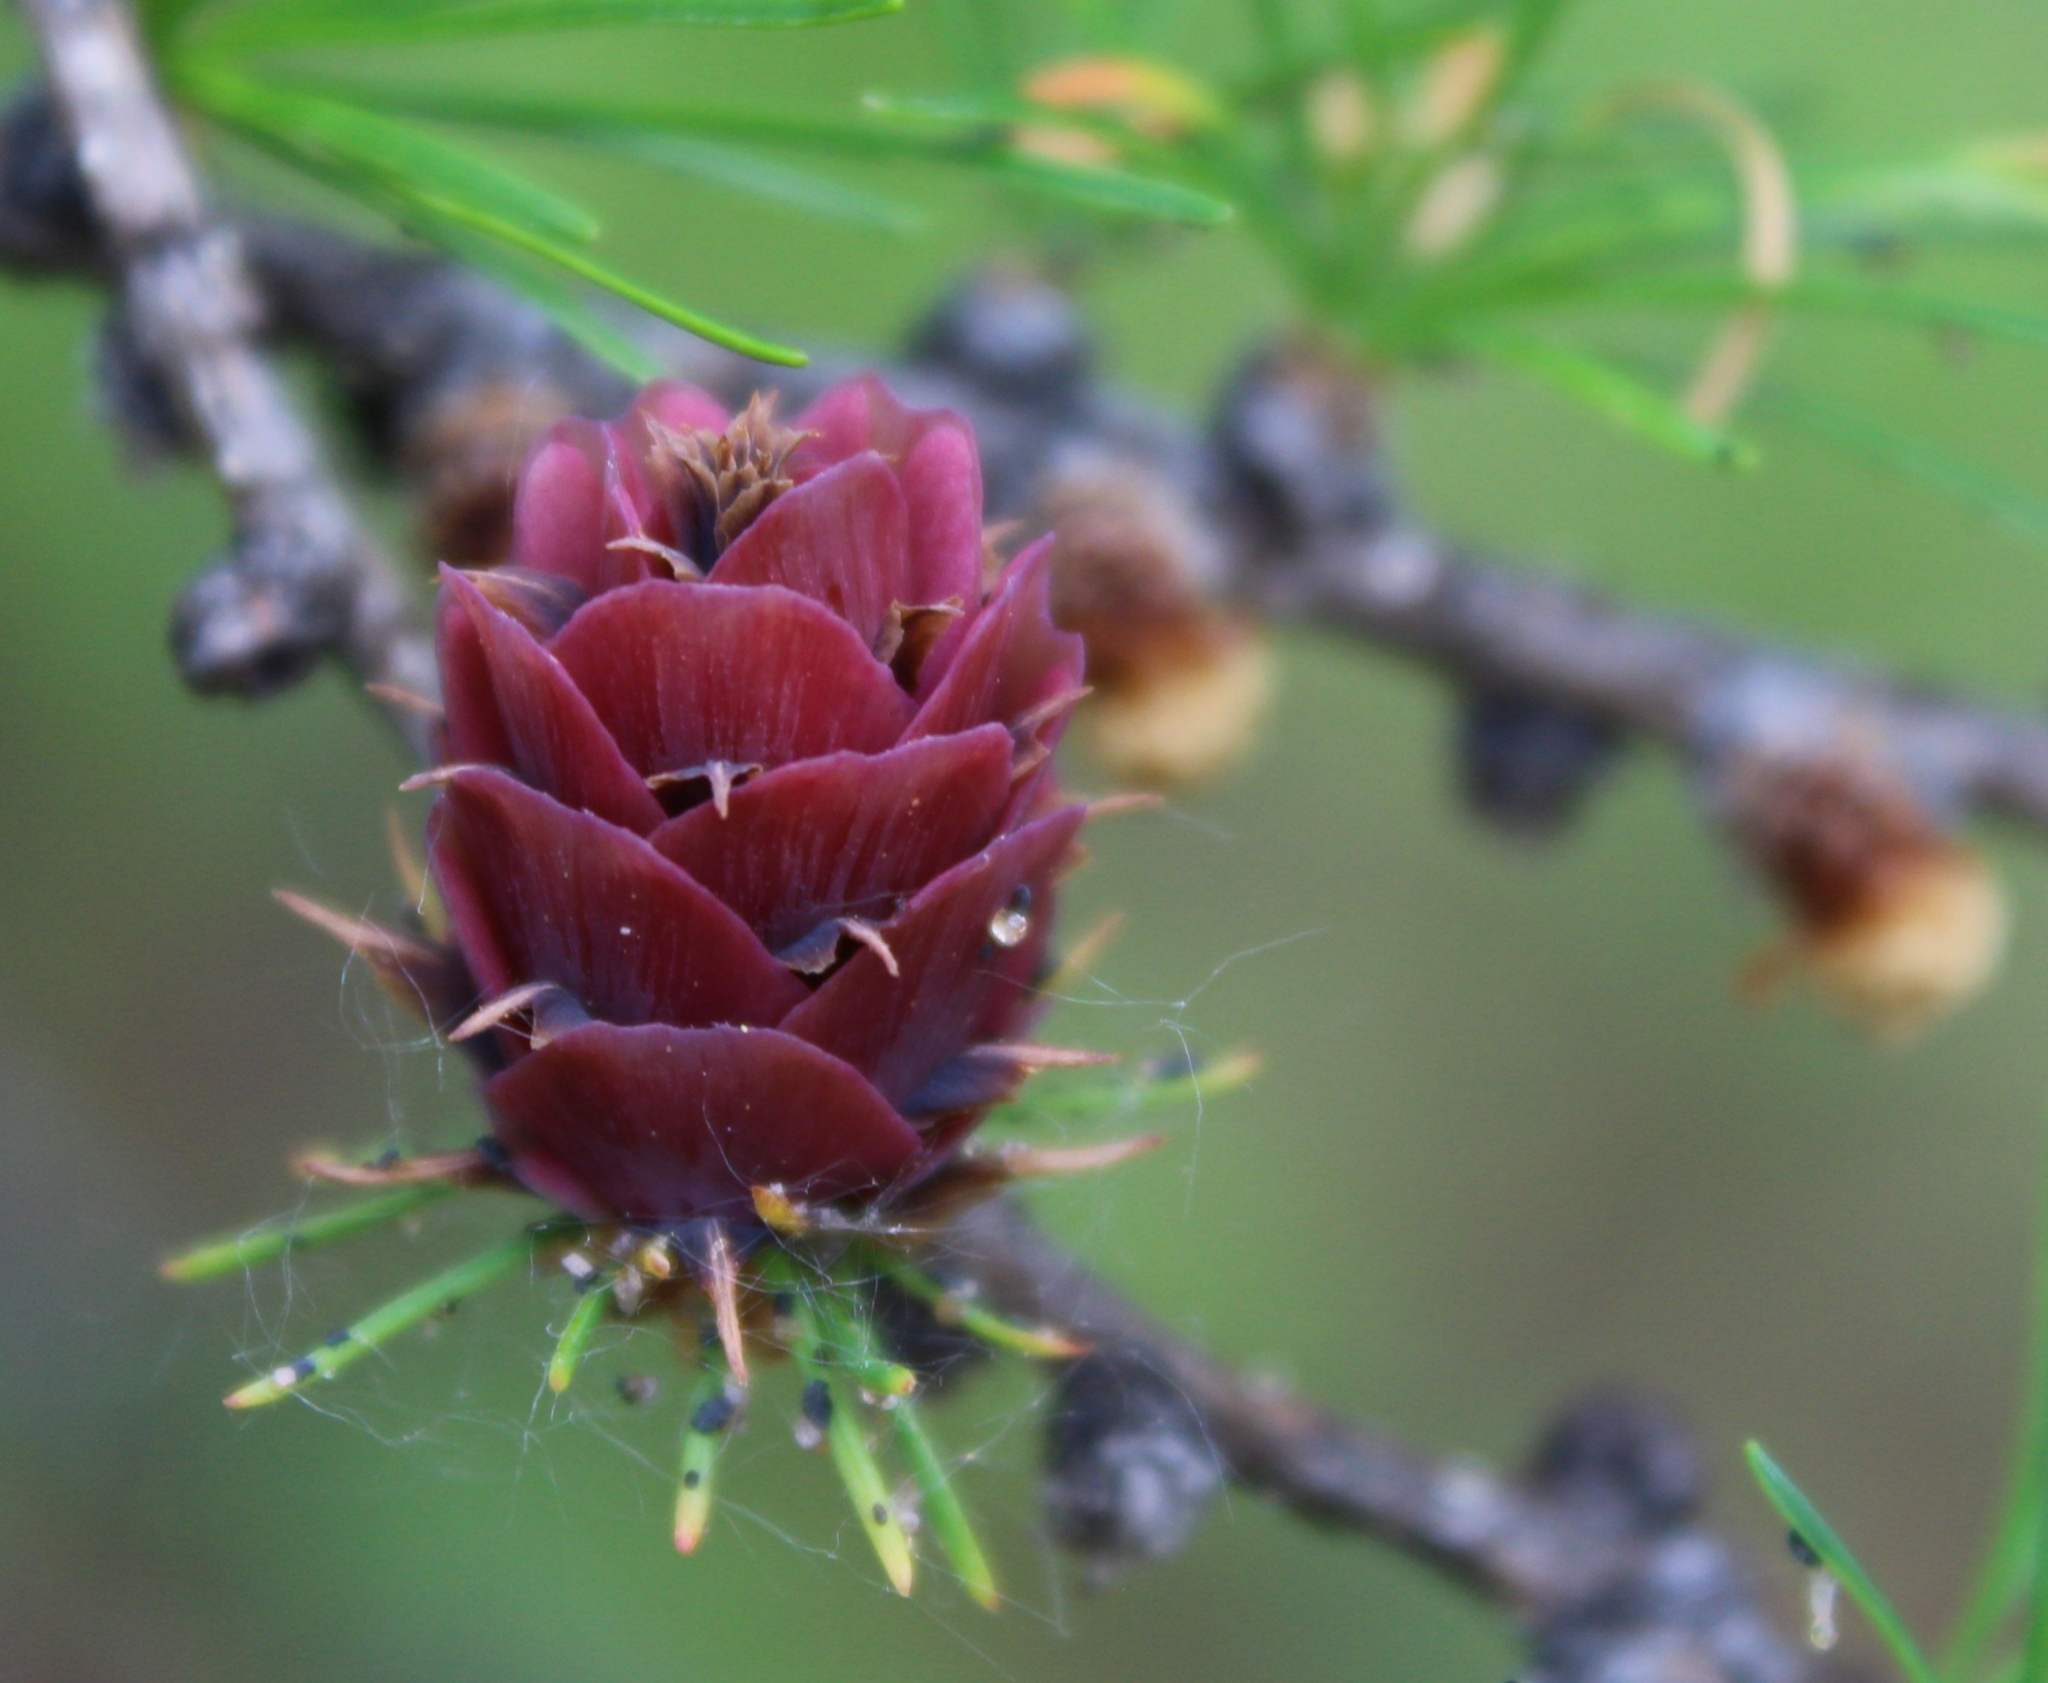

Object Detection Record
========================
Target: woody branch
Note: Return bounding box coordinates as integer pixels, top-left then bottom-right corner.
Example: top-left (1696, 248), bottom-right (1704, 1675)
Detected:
top-left (13, 0), bottom-right (436, 754)
top-left (3, 21), bottom-right (1832, 1679)
top-left (6, 65), bottom-right (2042, 842)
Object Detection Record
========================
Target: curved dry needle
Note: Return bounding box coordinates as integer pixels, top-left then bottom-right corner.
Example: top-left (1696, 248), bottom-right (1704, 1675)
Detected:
top-left (225, 1220), bottom-right (578, 1409)
top-left (776, 1262), bottom-right (916, 1596)
top-left (385, 804), bottom-right (430, 910)
top-left (1041, 909), bottom-right (1126, 995)
top-left (271, 890), bottom-right (450, 1014)
top-left (674, 1347), bottom-right (739, 1555)
top-left (701, 1220), bottom-right (751, 1387)
top-left (292, 1148), bottom-right (491, 1186)
top-left (974, 1134), bottom-right (1166, 1178)
top-left (547, 1274), bottom-right (614, 1394)
top-left (161, 1182), bottom-right (456, 1283)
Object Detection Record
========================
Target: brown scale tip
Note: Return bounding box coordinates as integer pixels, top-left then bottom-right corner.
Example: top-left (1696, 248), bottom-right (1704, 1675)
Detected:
top-left (1038, 463), bottom-right (1271, 788)
top-left (271, 888), bottom-right (473, 1031)
top-left (1087, 630), bottom-right (1270, 790)
top-left (1728, 759), bottom-right (2007, 1038)
top-left (646, 394), bottom-right (806, 561)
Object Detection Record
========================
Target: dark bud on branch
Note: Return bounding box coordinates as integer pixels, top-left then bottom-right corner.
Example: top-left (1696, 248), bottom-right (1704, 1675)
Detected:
top-left (1459, 688), bottom-right (1625, 837)
top-left (169, 517), bottom-right (357, 695)
top-left (239, 220), bottom-right (632, 571)
top-left (908, 266), bottom-right (1094, 415)
top-left (898, 269), bottom-right (1107, 533)
top-left (0, 87), bottom-right (95, 273)
top-left (1210, 338), bottom-right (1398, 558)
top-left (1043, 1353), bottom-right (1223, 1581)
top-left (1519, 1393), bottom-right (1801, 1683)
top-left (1524, 1389), bottom-right (1703, 1537)
top-left (94, 299), bottom-right (189, 461)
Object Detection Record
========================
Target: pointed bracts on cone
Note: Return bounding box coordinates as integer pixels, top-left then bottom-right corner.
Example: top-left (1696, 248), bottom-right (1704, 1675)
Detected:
top-left (185, 378), bottom-right (1272, 1598)
top-left (423, 376), bottom-right (1085, 1226)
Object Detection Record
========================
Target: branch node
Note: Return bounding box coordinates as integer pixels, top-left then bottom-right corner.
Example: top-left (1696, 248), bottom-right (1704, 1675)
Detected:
top-left (169, 531), bottom-right (355, 696)
top-left (1043, 1351), bottom-right (1225, 1582)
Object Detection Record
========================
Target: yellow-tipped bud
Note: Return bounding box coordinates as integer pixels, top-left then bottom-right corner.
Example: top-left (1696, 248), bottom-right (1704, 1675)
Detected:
top-left (1402, 154), bottom-right (1503, 261)
top-left (1023, 55), bottom-right (1223, 139)
top-left (1403, 26), bottom-right (1507, 147)
top-left (1306, 68), bottom-right (1377, 165)
top-left (1011, 123), bottom-right (1121, 171)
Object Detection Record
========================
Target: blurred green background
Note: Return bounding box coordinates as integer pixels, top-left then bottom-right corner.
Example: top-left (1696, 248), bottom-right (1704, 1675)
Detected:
top-left (6, 2), bottom-right (2048, 1678)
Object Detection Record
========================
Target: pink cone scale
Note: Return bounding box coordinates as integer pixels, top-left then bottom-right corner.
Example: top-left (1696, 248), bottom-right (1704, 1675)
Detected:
top-left (429, 377), bottom-right (1087, 1227)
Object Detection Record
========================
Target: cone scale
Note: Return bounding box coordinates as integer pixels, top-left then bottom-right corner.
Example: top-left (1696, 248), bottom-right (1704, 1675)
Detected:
top-left (160, 375), bottom-right (1173, 1603)
top-left (161, 377), bottom-right (1267, 1599)
top-left (420, 380), bottom-right (1086, 1229)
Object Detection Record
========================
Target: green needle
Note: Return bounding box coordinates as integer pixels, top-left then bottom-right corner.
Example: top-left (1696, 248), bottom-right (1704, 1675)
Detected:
top-left (225, 1221), bottom-right (578, 1409)
top-left (162, 1182), bottom-right (456, 1283)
